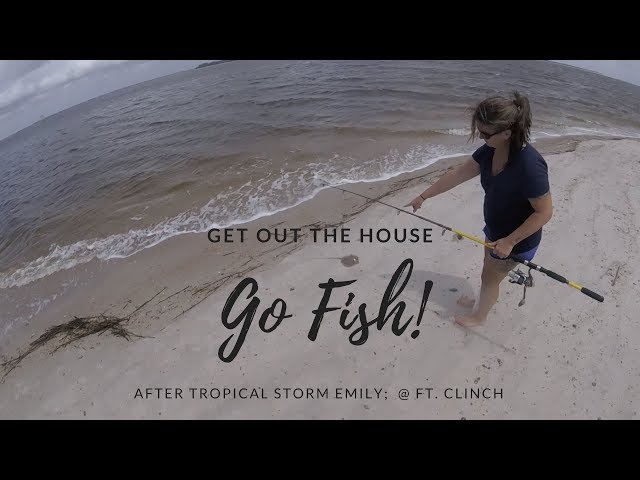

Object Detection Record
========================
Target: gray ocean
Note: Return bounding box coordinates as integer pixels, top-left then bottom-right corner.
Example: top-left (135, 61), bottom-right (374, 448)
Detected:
top-left (2, 60), bottom-right (640, 291)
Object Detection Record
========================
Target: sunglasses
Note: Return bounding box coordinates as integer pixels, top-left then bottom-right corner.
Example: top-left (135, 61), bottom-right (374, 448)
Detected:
top-left (478, 128), bottom-right (506, 139)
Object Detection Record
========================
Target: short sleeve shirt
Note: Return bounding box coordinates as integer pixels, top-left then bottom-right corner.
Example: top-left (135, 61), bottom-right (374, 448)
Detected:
top-left (472, 142), bottom-right (550, 253)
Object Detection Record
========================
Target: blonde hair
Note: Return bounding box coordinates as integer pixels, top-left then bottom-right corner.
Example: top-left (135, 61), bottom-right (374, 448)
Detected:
top-left (468, 91), bottom-right (532, 156)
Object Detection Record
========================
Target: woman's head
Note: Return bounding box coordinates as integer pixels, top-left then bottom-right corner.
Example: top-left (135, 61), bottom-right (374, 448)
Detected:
top-left (469, 91), bottom-right (532, 154)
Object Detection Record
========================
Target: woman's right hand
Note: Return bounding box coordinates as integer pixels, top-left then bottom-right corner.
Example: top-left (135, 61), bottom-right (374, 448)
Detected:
top-left (403, 195), bottom-right (425, 213)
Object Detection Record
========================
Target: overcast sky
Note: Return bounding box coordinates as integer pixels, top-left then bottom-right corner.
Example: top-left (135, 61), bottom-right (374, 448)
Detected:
top-left (0, 60), bottom-right (206, 140)
top-left (551, 60), bottom-right (640, 86)
top-left (1, 60), bottom-right (639, 141)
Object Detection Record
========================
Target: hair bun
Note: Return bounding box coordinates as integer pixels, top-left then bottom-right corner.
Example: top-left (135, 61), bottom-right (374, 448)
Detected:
top-left (512, 93), bottom-right (523, 111)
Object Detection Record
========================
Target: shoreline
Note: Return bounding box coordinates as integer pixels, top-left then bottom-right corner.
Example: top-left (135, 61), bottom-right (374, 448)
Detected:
top-left (1, 135), bottom-right (639, 419)
top-left (0, 146), bottom-right (464, 350)
top-left (0, 133), bottom-right (616, 290)
top-left (0, 134), bottom-right (624, 352)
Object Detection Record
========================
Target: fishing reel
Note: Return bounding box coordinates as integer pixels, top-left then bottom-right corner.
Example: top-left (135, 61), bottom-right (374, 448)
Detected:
top-left (508, 269), bottom-right (533, 287)
top-left (508, 268), bottom-right (534, 306)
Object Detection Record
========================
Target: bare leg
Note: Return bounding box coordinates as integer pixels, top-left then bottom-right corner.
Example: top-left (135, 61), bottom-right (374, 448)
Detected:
top-left (456, 295), bottom-right (475, 308)
top-left (455, 242), bottom-right (516, 327)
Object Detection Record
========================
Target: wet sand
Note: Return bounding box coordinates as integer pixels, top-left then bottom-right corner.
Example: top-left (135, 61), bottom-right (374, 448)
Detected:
top-left (1, 136), bottom-right (638, 419)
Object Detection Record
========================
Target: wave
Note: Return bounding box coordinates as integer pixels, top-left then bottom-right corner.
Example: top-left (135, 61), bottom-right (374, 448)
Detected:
top-left (2, 125), bottom-right (640, 290)
top-left (0, 142), bottom-right (472, 289)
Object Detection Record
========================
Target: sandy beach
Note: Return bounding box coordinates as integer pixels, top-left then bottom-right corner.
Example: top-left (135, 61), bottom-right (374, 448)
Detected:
top-left (1, 136), bottom-right (639, 419)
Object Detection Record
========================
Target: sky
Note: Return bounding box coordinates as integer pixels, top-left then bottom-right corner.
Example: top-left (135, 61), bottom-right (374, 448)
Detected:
top-left (0, 60), bottom-right (206, 140)
top-left (0, 60), bottom-right (639, 141)
top-left (551, 60), bottom-right (640, 86)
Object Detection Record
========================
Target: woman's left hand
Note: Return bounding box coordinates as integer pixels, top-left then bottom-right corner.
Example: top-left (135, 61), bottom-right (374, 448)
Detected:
top-left (487, 238), bottom-right (515, 259)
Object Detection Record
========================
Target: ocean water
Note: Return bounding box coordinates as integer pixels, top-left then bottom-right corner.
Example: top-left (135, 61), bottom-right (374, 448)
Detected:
top-left (2, 59), bottom-right (640, 290)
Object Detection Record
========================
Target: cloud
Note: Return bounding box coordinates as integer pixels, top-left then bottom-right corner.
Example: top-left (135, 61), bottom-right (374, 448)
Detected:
top-left (0, 61), bottom-right (46, 81)
top-left (0, 60), bottom-right (130, 111)
top-left (552, 60), bottom-right (640, 87)
top-left (0, 60), bottom-right (206, 141)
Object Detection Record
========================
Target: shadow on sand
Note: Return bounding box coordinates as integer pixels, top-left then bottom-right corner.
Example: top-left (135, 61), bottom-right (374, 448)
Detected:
top-left (377, 269), bottom-right (516, 355)
top-left (377, 269), bottom-right (475, 318)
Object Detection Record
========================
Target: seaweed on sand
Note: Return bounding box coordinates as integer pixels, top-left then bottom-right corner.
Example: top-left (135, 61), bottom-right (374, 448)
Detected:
top-left (0, 288), bottom-right (164, 382)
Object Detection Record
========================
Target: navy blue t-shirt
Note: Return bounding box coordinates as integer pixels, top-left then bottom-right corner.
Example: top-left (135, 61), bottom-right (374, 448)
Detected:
top-left (472, 143), bottom-right (550, 254)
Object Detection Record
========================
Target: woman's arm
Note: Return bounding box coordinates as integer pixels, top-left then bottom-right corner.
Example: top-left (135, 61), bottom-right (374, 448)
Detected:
top-left (404, 157), bottom-right (480, 211)
top-left (489, 192), bottom-right (553, 258)
top-left (421, 157), bottom-right (480, 199)
top-left (505, 192), bottom-right (554, 245)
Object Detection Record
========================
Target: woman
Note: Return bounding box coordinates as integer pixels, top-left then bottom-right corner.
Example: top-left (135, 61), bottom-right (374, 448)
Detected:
top-left (404, 91), bottom-right (553, 327)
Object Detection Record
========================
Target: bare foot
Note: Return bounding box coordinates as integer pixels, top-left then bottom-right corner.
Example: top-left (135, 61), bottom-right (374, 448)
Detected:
top-left (454, 314), bottom-right (486, 327)
top-left (456, 295), bottom-right (475, 309)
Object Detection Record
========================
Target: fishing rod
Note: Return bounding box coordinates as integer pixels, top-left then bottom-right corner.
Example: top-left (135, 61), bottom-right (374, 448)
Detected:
top-left (329, 184), bottom-right (605, 303)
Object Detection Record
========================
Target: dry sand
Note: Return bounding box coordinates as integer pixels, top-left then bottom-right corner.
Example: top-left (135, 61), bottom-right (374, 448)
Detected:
top-left (1, 137), bottom-right (639, 419)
